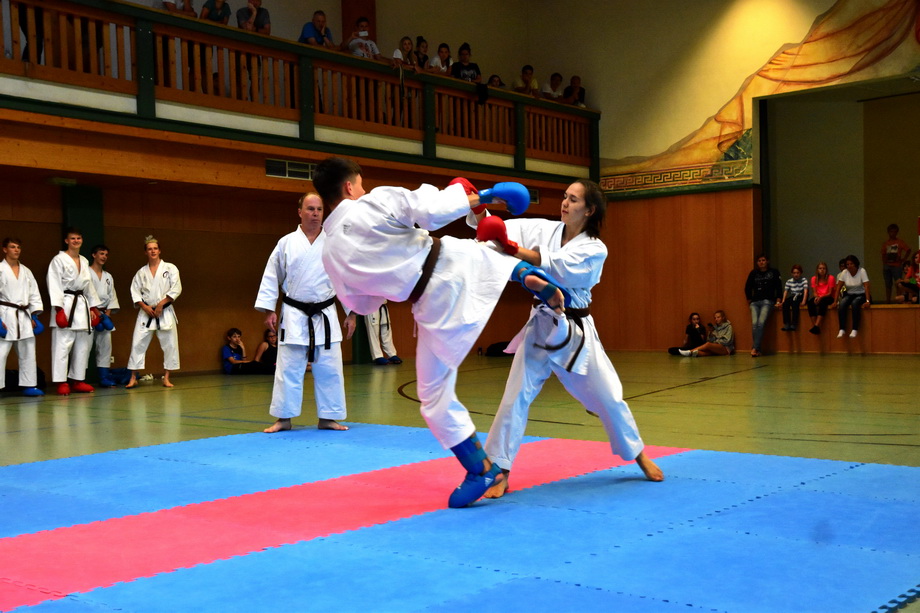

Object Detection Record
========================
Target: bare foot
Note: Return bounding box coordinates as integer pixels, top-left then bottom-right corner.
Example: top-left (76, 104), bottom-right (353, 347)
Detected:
top-left (483, 471), bottom-right (509, 498)
top-left (163, 379), bottom-right (174, 388)
top-left (635, 451), bottom-right (664, 482)
top-left (263, 418), bottom-right (292, 433)
top-left (318, 418), bottom-right (348, 431)
top-left (125, 376), bottom-right (138, 389)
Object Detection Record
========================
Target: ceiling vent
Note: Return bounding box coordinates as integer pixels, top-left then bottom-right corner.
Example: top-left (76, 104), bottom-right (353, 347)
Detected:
top-left (266, 159), bottom-right (315, 181)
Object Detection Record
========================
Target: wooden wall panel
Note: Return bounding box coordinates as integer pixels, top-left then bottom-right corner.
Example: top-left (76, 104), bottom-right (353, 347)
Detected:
top-left (596, 189), bottom-right (757, 352)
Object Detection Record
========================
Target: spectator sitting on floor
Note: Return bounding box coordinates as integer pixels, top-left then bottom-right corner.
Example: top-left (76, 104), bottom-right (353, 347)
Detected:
top-left (667, 312), bottom-right (707, 355)
top-left (252, 328), bottom-right (278, 373)
top-left (298, 9), bottom-right (336, 49)
top-left (221, 327), bottom-right (263, 374)
top-left (679, 310), bottom-right (735, 357)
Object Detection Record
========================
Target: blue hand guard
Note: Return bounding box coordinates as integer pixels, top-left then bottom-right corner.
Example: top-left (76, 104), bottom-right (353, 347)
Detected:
top-left (512, 261), bottom-right (573, 309)
top-left (31, 315), bottom-right (44, 335)
top-left (479, 182), bottom-right (530, 215)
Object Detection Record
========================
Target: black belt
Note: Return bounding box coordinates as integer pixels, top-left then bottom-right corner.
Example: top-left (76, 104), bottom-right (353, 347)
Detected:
top-left (377, 303), bottom-right (390, 329)
top-left (144, 301), bottom-right (172, 330)
top-left (534, 304), bottom-right (590, 372)
top-left (64, 289), bottom-right (93, 335)
top-left (282, 295), bottom-right (335, 362)
top-left (409, 237), bottom-right (441, 304)
top-left (0, 300), bottom-right (29, 338)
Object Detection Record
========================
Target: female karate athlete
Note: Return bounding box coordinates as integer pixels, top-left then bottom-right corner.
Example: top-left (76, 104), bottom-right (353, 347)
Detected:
top-left (475, 179), bottom-right (665, 498)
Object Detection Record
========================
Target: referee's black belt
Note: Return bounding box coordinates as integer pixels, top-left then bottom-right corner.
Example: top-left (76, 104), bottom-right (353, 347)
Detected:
top-left (282, 295), bottom-right (336, 362)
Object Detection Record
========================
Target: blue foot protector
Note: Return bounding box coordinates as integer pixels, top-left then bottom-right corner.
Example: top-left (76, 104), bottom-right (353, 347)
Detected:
top-left (22, 387), bottom-right (44, 396)
top-left (448, 462), bottom-right (502, 508)
top-left (512, 262), bottom-right (573, 309)
top-left (447, 434), bottom-right (500, 508)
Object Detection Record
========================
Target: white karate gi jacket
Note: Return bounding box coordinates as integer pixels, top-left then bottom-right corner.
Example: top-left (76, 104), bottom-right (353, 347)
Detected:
top-left (47, 252), bottom-right (101, 330)
top-left (255, 227), bottom-right (342, 346)
top-left (129, 261), bottom-right (181, 329)
top-left (0, 260), bottom-right (43, 340)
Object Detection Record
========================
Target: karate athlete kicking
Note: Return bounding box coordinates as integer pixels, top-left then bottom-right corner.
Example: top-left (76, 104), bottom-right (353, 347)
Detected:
top-left (314, 156), bottom-right (568, 508)
top-left (125, 235), bottom-right (182, 389)
top-left (0, 237), bottom-right (45, 396)
top-left (256, 192), bottom-right (356, 433)
top-left (473, 180), bottom-right (664, 499)
top-left (47, 228), bottom-right (103, 395)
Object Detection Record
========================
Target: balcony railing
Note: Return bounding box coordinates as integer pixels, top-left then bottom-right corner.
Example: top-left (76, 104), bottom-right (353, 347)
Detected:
top-left (0, 0), bottom-right (599, 174)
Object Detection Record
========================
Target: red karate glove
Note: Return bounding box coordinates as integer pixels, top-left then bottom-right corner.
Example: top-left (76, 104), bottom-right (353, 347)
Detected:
top-left (476, 215), bottom-right (519, 256)
top-left (55, 307), bottom-right (69, 328)
top-left (449, 177), bottom-right (487, 214)
top-left (90, 307), bottom-right (102, 329)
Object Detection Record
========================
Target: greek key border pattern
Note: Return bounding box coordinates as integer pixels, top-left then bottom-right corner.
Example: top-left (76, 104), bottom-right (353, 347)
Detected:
top-left (601, 158), bottom-right (752, 195)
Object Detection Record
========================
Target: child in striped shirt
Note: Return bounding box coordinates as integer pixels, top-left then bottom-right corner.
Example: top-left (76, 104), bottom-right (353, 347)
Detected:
top-left (781, 264), bottom-right (809, 331)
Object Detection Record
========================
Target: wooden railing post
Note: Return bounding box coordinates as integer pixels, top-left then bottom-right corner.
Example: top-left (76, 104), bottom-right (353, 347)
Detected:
top-left (135, 18), bottom-right (156, 118)
top-left (590, 115), bottom-right (600, 181)
top-left (514, 101), bottom-right (527, 172)
top-left (298, 55), bottom-right (314, 142)
top-left (423, 82), bottom-right (436, 159)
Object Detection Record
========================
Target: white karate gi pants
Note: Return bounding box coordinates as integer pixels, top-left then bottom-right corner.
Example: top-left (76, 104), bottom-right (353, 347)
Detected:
top-left (485, 332), bottom-right (645, 470)
top-left (415, 324), bottom-right (476, 450)
top-left (365, 306), bottom-right (397, 360)
top-left (269, 341), bottom-right (346, 420)
top-left (51, 328), bottom-right (93, 382)
top-left (93, 330), bottom-right (113, 368)
top-left (128, 323), bottom-right (180, 370)
top-left (0, 337), bottom-right (37, 388)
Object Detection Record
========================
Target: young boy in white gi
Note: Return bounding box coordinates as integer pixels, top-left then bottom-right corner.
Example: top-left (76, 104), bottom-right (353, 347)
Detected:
top-left (255, 192), bottom-right (356, 433)
top-left (47, 228), bottom-right (102, 395)
top-left (89, 244), bottom-right (122, 387)
top-left (0, 237), bottom-right (45, 396)
top-left (125, 236), bottom-right (182, 388)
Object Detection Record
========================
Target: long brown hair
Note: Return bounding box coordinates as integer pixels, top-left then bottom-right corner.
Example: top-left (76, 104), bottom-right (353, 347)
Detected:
top-left (575, 179), bottom-right (606, 239)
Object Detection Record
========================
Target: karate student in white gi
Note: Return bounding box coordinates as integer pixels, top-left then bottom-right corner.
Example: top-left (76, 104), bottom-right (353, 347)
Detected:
top-left (89, 244), bottom-right (123, 387)
top-left (47, 228), bottom-right (103, 396)
top-left (314, 156), bottom-right (565, 508)
top-left (365, 300), bottom-right (402, 365)
top-left (0, 237), bottom-right (45, 396)
top-left (125, 235), bottom-right (182, 388)
top-left (474, 180), bottom-right (664, 498)
top-left (256, 192), bottom-right (356, 433)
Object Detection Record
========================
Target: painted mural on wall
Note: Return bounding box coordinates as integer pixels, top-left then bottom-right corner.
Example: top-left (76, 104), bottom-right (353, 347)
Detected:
top-left (601, 0), bottom-right (920, 197)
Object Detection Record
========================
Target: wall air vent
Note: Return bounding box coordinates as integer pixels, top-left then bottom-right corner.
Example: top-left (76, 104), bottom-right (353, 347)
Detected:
top-left (528, 188), bottom-right (540, 204)
top-left (266, 159), bottom-right (316, 181)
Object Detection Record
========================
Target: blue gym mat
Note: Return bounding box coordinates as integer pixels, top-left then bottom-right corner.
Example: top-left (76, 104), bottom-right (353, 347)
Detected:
top-left (2, 425), bottom-right (919, 612)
